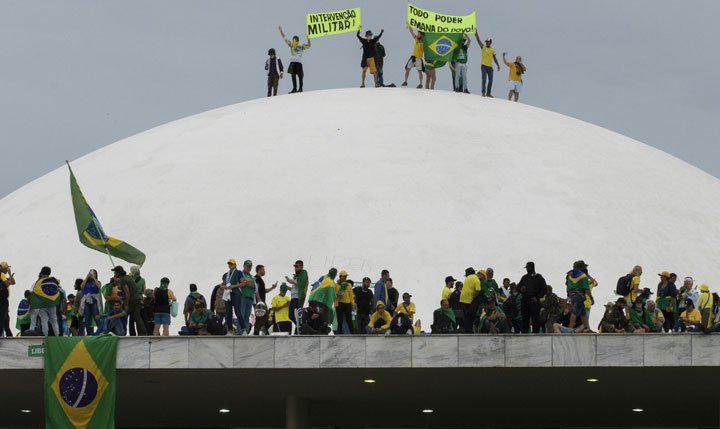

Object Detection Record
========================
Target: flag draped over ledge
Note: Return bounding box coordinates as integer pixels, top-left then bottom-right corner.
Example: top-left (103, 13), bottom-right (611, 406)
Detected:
top-left (68, 162), bottom-right (146, 265)
top-left (44, 336), bottom-right (118, 429)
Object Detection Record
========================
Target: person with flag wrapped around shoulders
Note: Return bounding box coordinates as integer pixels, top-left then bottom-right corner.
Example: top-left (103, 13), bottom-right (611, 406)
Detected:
top-left (16, 290), bottom-right (31, 334)
top-left (565, 260), bottom-right (593, 333)
top-left (77, 269), bottom-right (102, 335)
top-left (29, 266), bottom-right (61, 336)
top-left (308, 268), bottom-right (338, 326)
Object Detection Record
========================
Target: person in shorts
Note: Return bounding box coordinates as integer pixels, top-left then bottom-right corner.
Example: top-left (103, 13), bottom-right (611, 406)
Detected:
top-left (402, 27), bottom-right (424, 88)
top-left (356, 29), bottom-right (384, 88)
top-left (503, 52), bottom-right (526, 102)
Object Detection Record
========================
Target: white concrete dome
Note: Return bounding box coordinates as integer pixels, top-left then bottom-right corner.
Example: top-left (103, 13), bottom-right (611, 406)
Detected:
top-left (2, 88), bottom-right (720, 330)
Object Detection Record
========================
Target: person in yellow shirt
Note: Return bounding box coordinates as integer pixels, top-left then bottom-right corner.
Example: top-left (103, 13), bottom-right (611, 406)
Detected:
top-left (395, 292), bottom-right (416, 322)
top-left (271, 284), bottom-right (292, 333)
top-left (698, 284), bottom-right (714, 329)
top-left (367, 301), bottom-right (392, 334)
top-left (460, 267), bottom-right (480, 333)
top-left (473, 31), bottom-right (501, 97)
top-left (674, 299), bottom-right (703, 332)
top-left (402, 27), bottom-right (425, 88)
top-left (334, 271), bottom-right (355, 334)
top-left (623, 265), bottom-right (643, 304)
top-left (502, 52), bottom-right (526, 102)
top-left (442, 276), bottom-right (456, 301)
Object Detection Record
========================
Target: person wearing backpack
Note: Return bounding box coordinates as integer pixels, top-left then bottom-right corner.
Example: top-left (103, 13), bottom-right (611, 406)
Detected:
top-left (153, 277), bottom-right (176, 336)
top-left (374, 39), bottom-right (387, 87)
top-left (210, 282), bottom-right (226, 322)
top-left (517, 262), bottom-right (547, 333)
top-left (183, 284), bottom-right (206, 326)
top-left (618, 266), bottom-right (642, 304)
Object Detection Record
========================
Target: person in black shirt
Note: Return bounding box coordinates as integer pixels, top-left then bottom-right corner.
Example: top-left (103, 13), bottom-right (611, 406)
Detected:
top-left (356, 29), bottom-right (384, 88)
top-left (255, 265), bottom-right (277, 304)
top-left (385, 278), bottom-right (399, 314)
top-left (353, 277), bottom-right (374, 331)
top-left (449, 281), bottom-right (464, 330)
top-left (517, 261), bottom-right (548, 333)
top-left (300, 301), bottom-right (330, 335)
top-left (264, 48), bottom-right (284, 97)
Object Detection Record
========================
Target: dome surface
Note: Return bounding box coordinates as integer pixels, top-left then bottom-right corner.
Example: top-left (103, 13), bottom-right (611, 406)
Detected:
top-left (2, 89), bottom-right (719, 330)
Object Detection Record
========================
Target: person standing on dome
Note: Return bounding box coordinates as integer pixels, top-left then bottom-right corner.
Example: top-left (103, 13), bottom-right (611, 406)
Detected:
top-left (402, 27), bottom-right (424, 88)
top-left (264, 48), bottom-right (284, 97)
top-left (473, 31), bottom-right (501, 97)
top-left (502, 52), bottom-right (526, 102)
top-left (278, 26), bottom-right (310, 93)
top-left (453, 34), bottom-right (471, 93)
top-left (356, 29), bottom-right (384, 88)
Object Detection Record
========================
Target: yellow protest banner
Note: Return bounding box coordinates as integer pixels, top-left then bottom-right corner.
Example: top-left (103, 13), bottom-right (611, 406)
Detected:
top-left (407, 3), bottom-right (476, 34)
top-left (306, 7), bottom-right (362, 39)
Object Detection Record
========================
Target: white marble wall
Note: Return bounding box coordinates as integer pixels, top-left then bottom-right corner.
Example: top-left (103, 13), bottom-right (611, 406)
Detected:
top-left (1, 334), bottom-right (719, 370)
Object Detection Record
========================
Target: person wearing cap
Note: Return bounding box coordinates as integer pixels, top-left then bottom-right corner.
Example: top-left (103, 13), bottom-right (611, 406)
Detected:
top-left (112, 265), bottom-right (147, 336)
top-left (566, 261), bottom-right (593, 333)
top-left (222, 259), bottom-right (242, 334)
top-left (629, 298), bottom-right (653, 333)
top-left (698, 284), bottom-right (714, 330)
top-left (518, 262), bottom-right (548, 333)
top-left (0, 261), bottom-right (14, 285)
top-left (271, 283), bottom-right (292, 333)
top-left (285, 260), bottom-right (309, 330)
top-left (442, 276), bottom-right (456, 301)
top-left (236, 260), bottom-right (257, 335)
top-left (674, 299), bottom-right (703, 332)
top-left (473, 30), bottom-right (501, 97)
top-left (265, 48), bottom-right (284, 97)
top-left (0, 262), bottom-right (15, 337)
top-left (432, 299), bottom-right (457, 334)
top-left (645, 300), bottom-right (665, 332)
top-left (367, 300), bottom-right (392, 334)
top-left (460, 268), bottom-right (481, 333)
top-left (502, 52), bottom-right (526, 102)
top-left (334, 271), bottom-right (355, 334)
top-left (356, 28), bottom-right (384, 88)
top-left (600, 298), bottom-right (631, 333)
top-left (353, 277), bottom-right (374, 333)
top-left (395, 292), bottom-right (416, 323)
top-left (153, 277), bottom-right (176, 336)
top-left (402, 27), bottom-right (425, 88)
top-left (656, 271), bottom-right (677, 332)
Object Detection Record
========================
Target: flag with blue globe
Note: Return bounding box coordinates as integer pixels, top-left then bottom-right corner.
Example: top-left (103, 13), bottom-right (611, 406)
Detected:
top-left (44, 336), bottom-right (117, 429)
top-left (423, 33), bottom-right (464, 62)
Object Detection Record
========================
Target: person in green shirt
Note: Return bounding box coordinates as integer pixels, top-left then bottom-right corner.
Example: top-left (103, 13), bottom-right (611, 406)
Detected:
top-left (453, 34), bottom-right (471, 93)
top-left (285, 260), bottom-right (309, 329)
top-left (237, 260), bottom-right (257, 335)
top-left (629, 298), bottom-right (653, 333)
top-left (479, 300), bottom-right (508, 333)
top-left (481, 268), bottom-right (501, 303)
top-left (181, 301), bottom-right (213, 335)
top-left (112, 265), bottom-right (147, 336)
top-left (129, 265), bottom-right (146, 335)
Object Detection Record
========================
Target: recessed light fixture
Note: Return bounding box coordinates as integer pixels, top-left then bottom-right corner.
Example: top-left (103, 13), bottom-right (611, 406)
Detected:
top-left (219, 409), bottom-right (230, 414)
top-left (422, 409), bottom-right (434, 414)
top-left (586, 378), bottom-right (599, 383)
top-left (20, 410), bottom-right (31, 414)
top-left (363, 379), bottom-right (376, 383)
top-left (632, 408), bottom-right (644, 413)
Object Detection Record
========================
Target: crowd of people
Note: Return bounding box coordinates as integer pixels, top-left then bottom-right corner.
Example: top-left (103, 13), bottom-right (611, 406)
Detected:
top-left (265, 26), bottom-right (526, 101)
top-left (1, 258), bottom-right (719, 338)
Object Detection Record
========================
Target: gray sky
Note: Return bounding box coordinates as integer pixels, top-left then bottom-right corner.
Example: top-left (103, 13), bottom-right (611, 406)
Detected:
top-left (1, 0), bottom-right (719, 198)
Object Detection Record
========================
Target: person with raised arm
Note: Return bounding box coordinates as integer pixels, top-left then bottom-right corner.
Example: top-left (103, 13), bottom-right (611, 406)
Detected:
top-left (278, 26), bottom-right (311, 93)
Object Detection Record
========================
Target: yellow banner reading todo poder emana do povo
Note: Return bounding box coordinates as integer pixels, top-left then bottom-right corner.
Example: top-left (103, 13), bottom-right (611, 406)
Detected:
top-left (407, 3), bottom-right (476, 34)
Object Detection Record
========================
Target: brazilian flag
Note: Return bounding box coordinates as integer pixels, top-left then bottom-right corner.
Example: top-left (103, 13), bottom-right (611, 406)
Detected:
top-left (30, 276), bottom-right (61, 308)
top-left (16, 298), bottom-right (30, 329)
top-left (44, 336), bottom-right (118, 429)
top-left (422, 33), bottom-right (464, 62)
top-left (309, 275), bottom-right (337, 323)
top-left (68, 162), bottom-right (146, 265)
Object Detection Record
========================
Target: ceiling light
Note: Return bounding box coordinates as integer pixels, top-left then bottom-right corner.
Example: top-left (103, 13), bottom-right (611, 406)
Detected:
top-left (422, 409), bottom-right (434, 414)
top-left (363, 379), bottom-right (376, 383)
top-left (219, 409), bottom-right (230, 414)
top-left (586, 378), bottom-right (599, 383)
top-left (632, 408), bottom-right (644, 413)
top-left (20, 410), bottom-right (31, 414)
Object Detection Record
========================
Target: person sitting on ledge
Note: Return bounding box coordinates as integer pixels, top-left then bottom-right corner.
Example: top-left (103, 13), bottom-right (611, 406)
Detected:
top-left (600, 298), bottom-right (632, 333)
top-left (553, 301), bottom-right (584, 333)
top-left (180, 301), bottom-right (212, 335)
top-left (674, 299), bottom-right (703, 332)
top-left (367, 300), bottom-right (392, 334)
top-left (478, 299), bottom-right (509, 334)
top-left (431, 299), bottom-right (457, 334)
top-left (299, 301), bottom-right (330, 335)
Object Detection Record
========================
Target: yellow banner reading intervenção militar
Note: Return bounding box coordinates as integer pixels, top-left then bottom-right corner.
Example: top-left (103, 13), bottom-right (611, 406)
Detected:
top-left (306, 7), bottom-right (362, 39)
top-left (407, 3), bottom-right (476, 34)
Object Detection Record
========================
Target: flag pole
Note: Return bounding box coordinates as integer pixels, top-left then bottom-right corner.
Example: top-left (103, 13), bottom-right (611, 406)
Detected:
top-left (66, 160), bottom-right (116, 268)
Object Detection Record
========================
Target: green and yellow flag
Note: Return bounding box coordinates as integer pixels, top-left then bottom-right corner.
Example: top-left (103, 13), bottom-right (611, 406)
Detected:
top-left (68, 162), bottom-right (146, 265)
top-left (422, 33), bottom-right (465, 62)
top-left (309, 275), bottom-right (337, 323)
top-left (44, 336), bottom-right (118, 429)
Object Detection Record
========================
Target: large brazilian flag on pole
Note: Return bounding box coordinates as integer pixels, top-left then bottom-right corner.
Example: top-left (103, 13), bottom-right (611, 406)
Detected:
top-left (67, 162), bottom-right (146, 266)
top-left (44, 336), bottom-right (118, 429)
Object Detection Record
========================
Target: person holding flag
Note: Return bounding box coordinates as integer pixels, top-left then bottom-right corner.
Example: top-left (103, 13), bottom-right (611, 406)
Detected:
top-left (474, 31), bottom-right (501, 97)
top-left (308, 268), bottom-right (338, 326)
top-left (356, 28), bottom-right (384, 88)
top-left (278, 26), bottom-right (311, 93)
top-left (29, 266), bottom-right (62, 336)
top-left (402, 27), bottom-right (424, 88)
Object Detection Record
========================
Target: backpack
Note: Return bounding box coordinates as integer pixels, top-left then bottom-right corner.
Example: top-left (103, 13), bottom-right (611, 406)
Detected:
top-left (206, 315), bottom-right (227, 336)
top-left (375, 42), bottom-right (386, 59)
top-left (502, 295), bottom-right (518, 319)
top-left (616, 274), bottom-right (633, 296)
top-left (214, 286), bottom-right (226, 314)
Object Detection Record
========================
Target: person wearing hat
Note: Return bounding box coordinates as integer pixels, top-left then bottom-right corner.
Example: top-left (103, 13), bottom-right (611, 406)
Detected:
top-left (222, 259), bottom-right (242, 334)
top-left (395, 292), bottom-right (416, 323)
top-left (698, 284), bottom-right (714, 330)
top-left (460, 268), bottom-right (481, 333)
top-left (0, 261), bottom-right (14, 285)
top-left (356, 28), bottom-right (384, 88)
top-left (271, 283), bottom-right (292, 333)
top-left (265, 48), bottom-right (284, 97)
top-left (629, 298), bottom-right (653, 333)
top-left (442, 276), bottom-right (456, 301)
top-left (517, 261), bottom-right (548, 333)
top-left (334, 271), bottom-right (355, 334)
top-left (473, 30), bottom-right (501, 97)
top-left (674, 299), bottom-right (703, 332)
top-left (153, 277), bottom-right (177, 336)
top-left (112, 265), bottom-right (146, 336)
top-left (656, 271), bottom-right (677, 332)
top-left (600, 298), bottom-right (631, 333)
